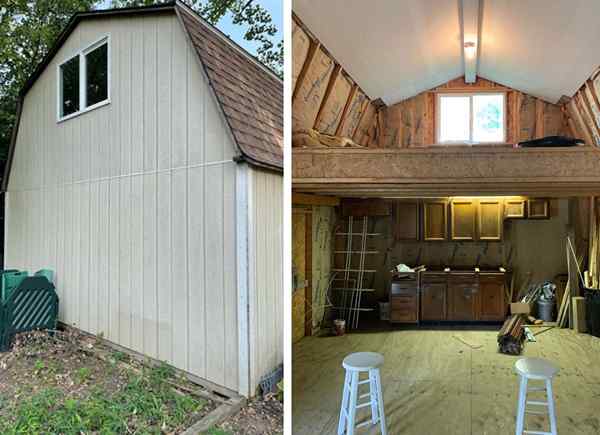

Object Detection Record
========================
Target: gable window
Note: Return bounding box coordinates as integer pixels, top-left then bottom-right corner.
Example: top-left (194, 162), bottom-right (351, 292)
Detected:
top-left (58, 37), bottom-right (109, 121)
top-left (436, 93), bottom-right (505, 144)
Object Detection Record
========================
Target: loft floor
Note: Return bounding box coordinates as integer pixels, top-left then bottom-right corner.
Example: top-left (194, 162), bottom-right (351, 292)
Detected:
top-left (292, 328), bottom-right (600, 434)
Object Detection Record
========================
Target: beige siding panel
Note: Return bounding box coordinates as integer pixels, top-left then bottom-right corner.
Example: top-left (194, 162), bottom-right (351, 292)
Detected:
top-left (248, 169), bottom-right (283, 392)
top-left (5, 15), bottom-right (240, 393)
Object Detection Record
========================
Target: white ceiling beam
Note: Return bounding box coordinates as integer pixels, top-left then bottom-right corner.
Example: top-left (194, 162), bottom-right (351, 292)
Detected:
top-left (460, 0), bottom-right (482, 83)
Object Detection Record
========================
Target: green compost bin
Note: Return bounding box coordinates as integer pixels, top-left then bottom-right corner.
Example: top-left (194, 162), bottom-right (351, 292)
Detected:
top-left (0, 271), bottom-right (59, 351)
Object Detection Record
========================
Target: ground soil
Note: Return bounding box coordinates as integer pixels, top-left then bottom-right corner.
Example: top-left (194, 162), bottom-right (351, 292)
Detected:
top-left (216, 394), bottom-right (284, 434)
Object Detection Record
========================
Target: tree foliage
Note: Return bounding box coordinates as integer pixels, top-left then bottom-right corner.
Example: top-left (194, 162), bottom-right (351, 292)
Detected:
top-left (0, 0), bottom-right (281, 167)
top-left (0, 0), bottom-right (97, 162)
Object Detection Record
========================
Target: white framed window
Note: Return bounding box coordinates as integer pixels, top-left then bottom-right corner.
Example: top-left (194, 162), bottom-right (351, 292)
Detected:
top-left (436, 92), bottom-right (506, 144)
top-left (57, 36), bottom-right (110, 122)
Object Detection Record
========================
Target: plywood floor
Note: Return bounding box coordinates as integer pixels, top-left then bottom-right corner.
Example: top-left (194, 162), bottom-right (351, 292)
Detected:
top-left (293, 328), bottom-right (600, 434)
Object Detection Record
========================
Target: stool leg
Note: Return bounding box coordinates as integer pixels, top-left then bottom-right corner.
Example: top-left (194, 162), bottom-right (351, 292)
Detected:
top-left (368, 369), bottom-right (379, 425)
top-left (338, 370), bottom-right (351, 435)
top-left (545, 379), bottom-right (558, 435)
top-left (515, 375), bottom-right (528, 435)
top-left (374, 369), bottom-right (387, 435)
top-left (347, 371), bottom-right (359, 435)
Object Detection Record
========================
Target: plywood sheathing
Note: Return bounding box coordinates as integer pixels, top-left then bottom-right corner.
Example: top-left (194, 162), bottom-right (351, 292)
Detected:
top-left (292, 209), bottom-right (308, 343)
top-left (293, 329), bottom-right (600, 434)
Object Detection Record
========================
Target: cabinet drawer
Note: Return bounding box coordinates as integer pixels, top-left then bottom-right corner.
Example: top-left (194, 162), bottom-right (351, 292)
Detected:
top-left (390, 295), bottom-right (417, 322)
top-left (391, 282), bottom-right (418, 295)
top-left (391, 295), bottom-right (416, 308)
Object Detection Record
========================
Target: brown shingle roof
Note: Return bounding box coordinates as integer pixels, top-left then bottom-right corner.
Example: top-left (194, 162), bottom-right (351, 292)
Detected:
top-left (176, 3), bottom-right (283, 171)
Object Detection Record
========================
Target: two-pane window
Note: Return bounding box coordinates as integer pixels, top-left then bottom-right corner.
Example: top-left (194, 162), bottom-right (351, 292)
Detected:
top-left (58, 37), bottom-right (109, 121)
top-left (436, 93), bottom-right (505, 144)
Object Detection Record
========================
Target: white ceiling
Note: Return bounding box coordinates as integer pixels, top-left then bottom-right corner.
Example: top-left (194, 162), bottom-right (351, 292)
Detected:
top-left (293, 0), bottom-right (600, 105)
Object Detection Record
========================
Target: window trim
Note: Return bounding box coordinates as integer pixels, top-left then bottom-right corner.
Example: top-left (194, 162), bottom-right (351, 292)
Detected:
top-left (57, 35), bottom-right (110, 123)
top-left (435, 91), bottom-right (506, 145)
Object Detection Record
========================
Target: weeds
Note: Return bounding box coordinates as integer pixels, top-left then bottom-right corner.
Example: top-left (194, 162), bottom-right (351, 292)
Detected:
top-left (0, 363), bottom-right (205, 434)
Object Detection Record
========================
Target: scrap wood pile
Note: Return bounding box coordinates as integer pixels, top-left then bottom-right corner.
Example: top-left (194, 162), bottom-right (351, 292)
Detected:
top-left (557, 237), bottom-right (585, 328)
top-left (498, 314), bottom-right (525, 355)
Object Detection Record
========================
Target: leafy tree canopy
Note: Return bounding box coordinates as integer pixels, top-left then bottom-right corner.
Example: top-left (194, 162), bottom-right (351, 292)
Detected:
top-left (0, 0), bottom-right (281, 166)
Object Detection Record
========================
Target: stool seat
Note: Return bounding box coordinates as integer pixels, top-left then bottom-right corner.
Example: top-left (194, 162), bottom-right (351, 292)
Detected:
top-left (343, 352), bottom-right (384, 371)
top-left (515, 357), bottom-right (559, 380)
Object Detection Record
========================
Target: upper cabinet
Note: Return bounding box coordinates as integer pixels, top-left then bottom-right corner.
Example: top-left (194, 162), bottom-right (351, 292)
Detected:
top-left (393, 202), bottom-right (419, 241)
top-left (528, 199), bottom-right (549, 219)
top-left (504, 198), bottom-right (526, 218)
top-left (478, 199), bottom-right (503, 241)
top-left (423, 200), bottom-right (447, 241)
top-left (450, 199), bottom-right (476, 241)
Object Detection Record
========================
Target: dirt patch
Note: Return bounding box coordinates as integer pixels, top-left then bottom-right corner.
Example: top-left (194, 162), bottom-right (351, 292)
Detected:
top-left (0, 329), bottom-right (217, 434)
top-left (214, 394), bottom-right (283, 434)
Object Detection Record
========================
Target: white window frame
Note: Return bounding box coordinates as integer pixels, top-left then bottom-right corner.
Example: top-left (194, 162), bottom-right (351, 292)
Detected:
top-left (436, 92), bottom-right (506, 144)
top-left (57, 35), bottom-right (111, 123)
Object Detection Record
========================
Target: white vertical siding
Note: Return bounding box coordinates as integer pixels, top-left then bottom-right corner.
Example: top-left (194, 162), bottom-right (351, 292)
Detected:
top-left (5, 14), bottom-right (240, 393)
top-left (248, 168), bottom-right (283, 393)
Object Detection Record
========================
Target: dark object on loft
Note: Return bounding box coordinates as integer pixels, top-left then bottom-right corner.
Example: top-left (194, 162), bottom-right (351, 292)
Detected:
top-left (518, 136), bottom-right (584, 147)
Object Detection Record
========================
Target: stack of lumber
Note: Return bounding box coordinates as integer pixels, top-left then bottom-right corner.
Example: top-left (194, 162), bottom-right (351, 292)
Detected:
top-left (498, 314), bottom-right (525, 355)
top-left (557, 237), bottom-right (584, 328)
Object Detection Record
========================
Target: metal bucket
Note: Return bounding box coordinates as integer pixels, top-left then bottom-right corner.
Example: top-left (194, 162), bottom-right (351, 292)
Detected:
top-left (537, 298), bottom-right (555, 322)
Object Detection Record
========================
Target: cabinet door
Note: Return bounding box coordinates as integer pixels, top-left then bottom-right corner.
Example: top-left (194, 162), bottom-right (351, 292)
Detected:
top-left (528, 199), bottom-right (549, 219)
top-left (448, 282), bottom-right (477, 320)
top-left (478, 199), bottom-right (503, 241)
top-left (421, 282), bottom-right (446, 320)
top-left (393, 202), bottom-right (419, 241)
top-left (504, 198), bottom-right (526, 218)
top-left (450, 199), bottom-right (476, 241)
top-left (423, 201), bottom-right (447, 241)
top-left (478, 277), bottom-right (506, 321)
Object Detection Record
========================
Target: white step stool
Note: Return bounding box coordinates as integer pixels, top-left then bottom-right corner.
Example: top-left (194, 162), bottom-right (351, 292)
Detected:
top-left (514, 357), bottom-right (559, 435)
top-left (337, 352), bottom-right (387, 435)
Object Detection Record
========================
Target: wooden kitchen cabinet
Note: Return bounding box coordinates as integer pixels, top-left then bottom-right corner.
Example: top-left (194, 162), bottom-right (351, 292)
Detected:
top-left (528, 199), bottom-right (549, 219)
top-left (421, 281), bottom-right (446, 320)
top-left (393, 202), bottom-right (419, 241)
top-left (504, 198), bottom-right (526, 218)
top-left (478, 199), bottom-right (503, 241)
top-left (478, 275), bottom-right (507, 321)
top-left (423, 200), bottom-right (447, 241)
top-left (450, 199), bottom-right (476, 241)
top-left (447, 276), bottom-right (477, 321)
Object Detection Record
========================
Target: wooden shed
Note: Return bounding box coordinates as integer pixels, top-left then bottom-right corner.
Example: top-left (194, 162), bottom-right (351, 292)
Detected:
top-left (3, 1), bottom-right (282, 398)
top-left (292, 1), bottom-right (600, 433)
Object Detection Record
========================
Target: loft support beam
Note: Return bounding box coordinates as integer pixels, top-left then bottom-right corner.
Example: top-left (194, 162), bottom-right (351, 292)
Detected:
top-left (460, 0), bottom-right (482, 83)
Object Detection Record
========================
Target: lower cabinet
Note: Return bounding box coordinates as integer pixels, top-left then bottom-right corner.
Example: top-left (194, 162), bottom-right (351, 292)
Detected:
top-left (389, 280), bottom-right (418, 323)
top-left (418, 272), bottom-right (506, 322)
top-left (478, 275), bottom-right (507, 321)
top-left (420, 281), bottom-right (446, 320)
top-left (447, 278), bottom-right (477, 320)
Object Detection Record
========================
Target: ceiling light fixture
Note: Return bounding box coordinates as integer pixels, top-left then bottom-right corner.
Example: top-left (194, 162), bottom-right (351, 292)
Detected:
top-left (464, 41), bottom-right (477, 59)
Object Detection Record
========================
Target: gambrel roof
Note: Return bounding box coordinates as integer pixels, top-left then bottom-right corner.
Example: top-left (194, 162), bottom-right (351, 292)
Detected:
top-left (3, 1), bottom-right (282, 190)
